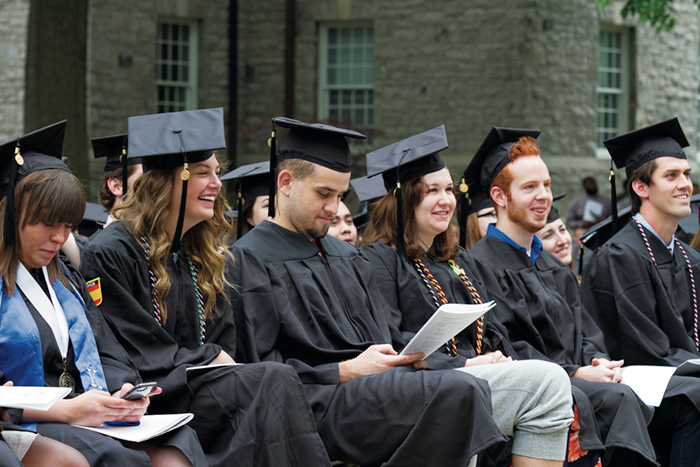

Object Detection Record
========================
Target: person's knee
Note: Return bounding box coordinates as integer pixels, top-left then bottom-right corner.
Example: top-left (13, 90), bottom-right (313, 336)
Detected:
top-left (513, 361), bottom-right (571, 404)
top-left (22, 436), bottom-right (89, 467)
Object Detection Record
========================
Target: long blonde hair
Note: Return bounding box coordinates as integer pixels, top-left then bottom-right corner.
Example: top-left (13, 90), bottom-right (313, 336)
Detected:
top-left (113, 159), bottom-right (234, 322)
top-left (1, 170), bottom-right (85, 295)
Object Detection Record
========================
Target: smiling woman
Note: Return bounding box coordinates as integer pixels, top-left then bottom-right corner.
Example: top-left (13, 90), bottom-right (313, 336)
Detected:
top-left (0, 121), bottom-right (207, 466)
top-left (79, 108), bottom-right (331, 466)
top-left (361, 126), bottom-right (576, 467)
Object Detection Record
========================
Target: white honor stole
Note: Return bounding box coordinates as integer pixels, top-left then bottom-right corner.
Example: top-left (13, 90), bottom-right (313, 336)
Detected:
top-left (16, 262), bottom-right (70, 360)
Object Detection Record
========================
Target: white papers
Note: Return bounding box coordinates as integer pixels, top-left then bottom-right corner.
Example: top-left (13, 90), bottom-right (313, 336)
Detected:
top-left (185, 363), bottom-right (241, 376)
top-left (622, 366), bottom-right (676, 407)
top-left (622, 359), bottom-right (700, 406)
top-left (0, 386), bottom-right (71, 411)
top-left (400, 301), bottom-right (496, 358)
top-left (75, 413), bottom-right (194, 443)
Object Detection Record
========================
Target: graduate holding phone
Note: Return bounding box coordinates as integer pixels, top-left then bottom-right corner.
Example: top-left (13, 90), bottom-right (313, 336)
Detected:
top-left (0, 121), bottom-right (206, 466)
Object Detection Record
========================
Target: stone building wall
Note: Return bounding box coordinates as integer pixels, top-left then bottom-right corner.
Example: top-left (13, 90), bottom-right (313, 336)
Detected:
top-left (86, 0), bottom-right (230, 193)
top-left (0, 0), bottom-right (29, 143)
top-left (236, 0), bottom-right (700, 215)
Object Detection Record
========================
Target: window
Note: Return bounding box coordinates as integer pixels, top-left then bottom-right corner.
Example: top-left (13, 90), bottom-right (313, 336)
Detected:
top-left (318, 23), bottom-right (374, 131)
top-left (697, 47), bottom-right (700, 157)
top-left (156, 20), bottom-right (198, 113)
top-left (597, 27), bottom-right (630, 151)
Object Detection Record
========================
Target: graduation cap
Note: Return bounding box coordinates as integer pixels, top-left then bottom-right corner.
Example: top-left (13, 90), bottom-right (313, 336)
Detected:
top-left (267, 117), bottom-right (366, 217)
top-left (0, 120), bottom-right (69, 244)
top-left (220, 160), bottom-right (270, 239)
top-left (92, 133), bottom-right (144, 198)
top-left (127, 108), bottom-right (227, 252)
top-left (77, 202), bottom-right (109, 237)
top-left (365, 125), bottom-right (449, 257)
top-left (603, 117), bottom-right (689, 234)
top-left (458, 127), bottom-right (541, 247)
top-left (349, 175), bottom-right (387, 203)
top-left (547, 193), bottom-right (566, 224)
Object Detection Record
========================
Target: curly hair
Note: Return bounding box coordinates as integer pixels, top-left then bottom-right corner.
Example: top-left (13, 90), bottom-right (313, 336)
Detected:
top-left (113, 157), bottom-right (234, 322)
top-left (361, 175), bottom-right (459, 261)
top-left (1, 169), bottom-right (85, 295)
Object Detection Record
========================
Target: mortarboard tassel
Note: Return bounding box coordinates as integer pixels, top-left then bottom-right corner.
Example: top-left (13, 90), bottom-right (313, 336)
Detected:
top-left (395, 148), bottom-right (411, 259)
top-left (267, 124), bottom-right (277, 218)
top-left (236, 178), bottom-right (244, 240)
top-left (171, 130), bottom-right (189, 254)
top-left (458, 177), bottom-right (469, 248)
top-left (609, 160), bottom-right (618, 235)
top-left (3, 141), bottom-right (22, 244)
top-left (120, 136), bottom-right (128, 198)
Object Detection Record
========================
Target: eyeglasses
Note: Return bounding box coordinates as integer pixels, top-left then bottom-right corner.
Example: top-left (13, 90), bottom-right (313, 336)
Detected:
top-left (477, 210), bottom-right (497, 219)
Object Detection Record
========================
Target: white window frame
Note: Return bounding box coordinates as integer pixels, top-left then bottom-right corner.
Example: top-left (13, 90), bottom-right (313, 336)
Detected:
top-left (156, 19), bottom-right (198, 113)
top-left (317, 22), bottom-right (374, 132)
top-left (596, 25), bottom-right (630, 158)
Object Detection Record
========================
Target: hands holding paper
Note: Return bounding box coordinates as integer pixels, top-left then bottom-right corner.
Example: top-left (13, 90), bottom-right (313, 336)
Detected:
top-left (339, 344), bottom-right (426, 382)
top-left (573, 358), bottom-right (624, 383)
top-left (23, 382), bottom-right (161, 427)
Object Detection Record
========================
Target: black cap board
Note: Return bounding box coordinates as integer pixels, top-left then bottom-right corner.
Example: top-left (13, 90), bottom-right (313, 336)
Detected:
top-left (127, 107), bottom-right (226, 171)
top-left (546, 193), bottom-right (566, 224)
top-left (221, 160), bottom-right (270, 239)
top-left (0, 121), bottom-right (70, 244)
top-left (458, 126), bottom-right (541, 247)
top-left (365, 124), bottom-right (448, 191)
top-left (92, 133), bottom-right (142, 173)
top-left (127, 108), bottom-right (226, 252)
top-left (349, 175), bottom-right (387, 203)
top-left (463, 127), bottom-right (542, 192)
top-left (267, 117), bottom-right (366, 217)
top-left (221, 160), bottom-right (270, 198)
top-left (365, 125), bottom-right (449, 258)
top-left (604, 117), bottom-right (688, 180)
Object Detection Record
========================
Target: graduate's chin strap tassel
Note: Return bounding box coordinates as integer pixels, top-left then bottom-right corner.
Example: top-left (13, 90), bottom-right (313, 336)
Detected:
top-left (458, 177), bottom-right (469, 248)
top-left (267, 125), bottom-right (277, 219)
top-left (3, 141), bottom-right (22, 245)
top-left (609, 161), bottom-right (618, 236)
top-left (171, 129), bottom-right (189, 254)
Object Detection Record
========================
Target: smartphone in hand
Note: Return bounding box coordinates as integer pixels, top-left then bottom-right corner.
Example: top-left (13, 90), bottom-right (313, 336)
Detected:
top-left (120, 382), bottom-right (157, 401)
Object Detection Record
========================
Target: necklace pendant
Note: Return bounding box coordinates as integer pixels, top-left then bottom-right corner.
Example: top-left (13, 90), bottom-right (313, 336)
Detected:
top-left (59, 370), bottom-right (76, 391)
top-left (59, 358), bottom-right (76, 391)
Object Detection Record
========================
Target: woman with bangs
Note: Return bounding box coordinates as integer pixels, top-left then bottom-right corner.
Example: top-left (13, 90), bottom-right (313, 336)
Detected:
top-left (79, 109), bottom-right (331, 467)
top-left (0, 122), bottom-right (207, 466)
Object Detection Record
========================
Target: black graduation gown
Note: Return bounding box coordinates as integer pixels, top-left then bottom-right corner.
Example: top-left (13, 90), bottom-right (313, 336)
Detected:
top-left (80, 221), bottom-right (330, 467)
top-left (4, 259), bottom-right (206, 467)
top-left (581, 220), bottom-right (700, 411)
top-left (362, 242), bottom-right (514, 367)
top-left (470, 235), bottom-right (657, 464)
top-left (229, 220), bottom-right (505, 467)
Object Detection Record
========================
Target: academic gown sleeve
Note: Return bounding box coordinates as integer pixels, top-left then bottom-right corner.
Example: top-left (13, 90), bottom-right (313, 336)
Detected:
top-left (80, 235), bottom-right (222, 410)
top-left (228, 247), bottom-right (344, 385)
top-left (62, 257), bottom-right (142, 392)
top-left (362, 243), bottom-right (470, 369)
top-left (582, 236), bottom-right (700, 366)
top-left (470, 238), bottom-right (608, 376)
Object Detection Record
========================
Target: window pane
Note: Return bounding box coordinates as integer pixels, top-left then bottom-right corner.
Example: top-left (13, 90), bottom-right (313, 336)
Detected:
top-left (320, 24), bottom-right (374, 133)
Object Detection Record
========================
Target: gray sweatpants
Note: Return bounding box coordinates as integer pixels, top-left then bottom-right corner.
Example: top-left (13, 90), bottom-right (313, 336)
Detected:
top-left (459, 359), bottom-right (573, 461)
